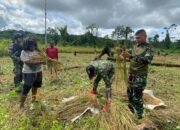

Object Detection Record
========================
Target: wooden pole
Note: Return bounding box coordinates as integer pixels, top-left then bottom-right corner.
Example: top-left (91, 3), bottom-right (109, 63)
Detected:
top-left (45, 0), bottom-right (47, 45)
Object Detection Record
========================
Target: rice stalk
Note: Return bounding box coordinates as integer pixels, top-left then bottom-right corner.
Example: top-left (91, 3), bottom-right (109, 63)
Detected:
top-left (114, 52), bottom-right (127, 95)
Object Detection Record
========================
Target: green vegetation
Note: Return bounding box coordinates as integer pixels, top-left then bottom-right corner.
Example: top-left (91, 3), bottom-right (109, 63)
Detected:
top-left (0, 53), bottom-right (180, 129)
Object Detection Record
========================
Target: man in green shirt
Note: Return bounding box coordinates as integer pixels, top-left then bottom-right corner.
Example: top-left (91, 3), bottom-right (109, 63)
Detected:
top-left (121, 29), bottom-right (154, 119)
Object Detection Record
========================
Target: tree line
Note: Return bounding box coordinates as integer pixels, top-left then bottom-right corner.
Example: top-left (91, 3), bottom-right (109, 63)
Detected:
top-left (0, 24), bottom-right (180, 50)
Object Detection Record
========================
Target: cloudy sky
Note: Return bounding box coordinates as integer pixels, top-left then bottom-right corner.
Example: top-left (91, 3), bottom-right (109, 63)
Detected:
top-left (0, 0), bottom-right (180, 39)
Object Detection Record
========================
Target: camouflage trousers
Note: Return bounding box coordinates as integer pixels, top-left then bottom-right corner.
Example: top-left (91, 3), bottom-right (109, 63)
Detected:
top-left (13, 63), bottom-right (23, 87)
top-left (93, 70), bottom-right (114, 100)
top-left (127, 74), bottom-right (147, 118)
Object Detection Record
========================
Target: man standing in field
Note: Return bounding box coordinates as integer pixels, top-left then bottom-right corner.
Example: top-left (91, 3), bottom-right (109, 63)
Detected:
top-left (86, 60), bottom-right (115, 112)
top-left (8, 33), bottom-right (24, 92)
top-left (121, 29), bottom-right (154, 119)
top-left (45, 42), bottom-right (59, 75)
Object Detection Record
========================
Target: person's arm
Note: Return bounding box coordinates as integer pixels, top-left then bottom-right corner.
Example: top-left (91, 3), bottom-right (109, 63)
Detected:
top-left (9, 44), bottom-right (21, 61)
top-left (110, 67), bottom-right (115, 83)
top-left (45, 48), bottom-right (48, 55)
top-left (25, 60), bottom-right (45, 65)
top-left (133, 46), bottom-right (154, 64)
top-left (92, 75), bottom-right (101, 89)
top-left (122, 46), bottom-right (154, 64)
top-left (12, 51), bottom-right (21, 61)
top-left (56, 48), bottom-right (59, 60)
top-left (20, 51), bottom-right (45, 65)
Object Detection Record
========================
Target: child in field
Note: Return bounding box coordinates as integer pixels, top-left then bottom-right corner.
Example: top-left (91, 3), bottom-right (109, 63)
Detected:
top-left (19, 38), bottom-right (45, 109)
top-left (45, 42), bottom-right (59, 60)
top-left (45, 42), bottom-right (59, 76)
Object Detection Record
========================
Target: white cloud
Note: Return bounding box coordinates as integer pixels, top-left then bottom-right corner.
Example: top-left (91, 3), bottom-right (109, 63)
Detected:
top-left (0, 0), bottom-right (180, 40)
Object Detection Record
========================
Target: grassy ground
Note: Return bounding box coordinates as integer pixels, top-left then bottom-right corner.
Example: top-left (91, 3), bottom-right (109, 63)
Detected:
top-left (0, 53), bottom-right (180, 130)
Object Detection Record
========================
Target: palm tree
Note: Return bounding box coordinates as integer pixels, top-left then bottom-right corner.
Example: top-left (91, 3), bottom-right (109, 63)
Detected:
top-left (57, 25), bottom-right (69, 46)
top-left (153, 34), bottom-right (159, 43)
top-left (163, 24), bottom-right (177, 49)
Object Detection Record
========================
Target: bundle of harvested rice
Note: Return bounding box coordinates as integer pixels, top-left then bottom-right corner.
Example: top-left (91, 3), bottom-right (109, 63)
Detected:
top-left (30, 52), bottom-right (48, 62)
top-left (31, 52), bottom-right (64, 71)
top-left (81, 100), bottom-right (139, 130)
top-left (57, 95), bottom-right (95, 122)
top-left (55, 92), bottom-right (139, 130)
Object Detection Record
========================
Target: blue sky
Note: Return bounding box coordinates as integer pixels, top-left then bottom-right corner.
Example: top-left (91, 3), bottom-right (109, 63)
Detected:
top-left (0, 0), bottom-right (180, 40)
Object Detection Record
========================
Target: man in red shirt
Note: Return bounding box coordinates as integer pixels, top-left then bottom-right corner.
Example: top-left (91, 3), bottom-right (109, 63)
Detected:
top-left (45, 42), bottom-right (59, 76)
top-left (46, 42), bottom-right (59, 60)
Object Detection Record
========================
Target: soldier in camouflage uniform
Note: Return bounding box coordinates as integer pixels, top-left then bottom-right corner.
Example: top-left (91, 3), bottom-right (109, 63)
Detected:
top-left (86, 60), bottom-right (115, 111)
top-left (121, 29), bottom-right (154, 119)
top-left (8, 33), bottom-right (23, 91)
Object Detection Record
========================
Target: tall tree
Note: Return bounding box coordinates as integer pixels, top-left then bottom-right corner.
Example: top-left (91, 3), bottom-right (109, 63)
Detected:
top-left (57, 25), bottom-right (69, 46)
top-left (47, 27), bottom-right (59, 45)
top-left (163, 24), bottom-right (177, 49)
top-left (86, 24), bottom-right (98, 47)
top-left (104, 35), bottom-right (109, 39)
top-left (153, 34), bottom-right (159, 43)
top-left (164, 32), bottom-right (171, 49)
top-left (112, 26), bottom-right (133, 47)
top-left (86, 23), bottom-right (98, 37)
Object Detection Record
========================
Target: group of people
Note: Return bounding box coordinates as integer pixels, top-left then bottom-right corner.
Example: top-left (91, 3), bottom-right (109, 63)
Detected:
top-left (8, 35), bottom-right (59, 109)
top-left (8, 29), bottom-right (153, 119)
top-left (86, 29), bottom-right (154, 119)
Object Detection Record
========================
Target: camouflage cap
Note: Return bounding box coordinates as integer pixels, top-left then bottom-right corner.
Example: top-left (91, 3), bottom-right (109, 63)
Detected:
top-left (86, 65), bottom-right (95, 79)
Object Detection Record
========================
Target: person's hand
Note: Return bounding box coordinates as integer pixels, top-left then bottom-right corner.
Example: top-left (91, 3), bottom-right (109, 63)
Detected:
top-left (122, 51), bottom-right (131, 59)
top-left (48, 57), bottom-right (53, 62)
top-left (116, 47), bottom-right (123, 54)
top-left (90, 80), bottom-right (93, 84)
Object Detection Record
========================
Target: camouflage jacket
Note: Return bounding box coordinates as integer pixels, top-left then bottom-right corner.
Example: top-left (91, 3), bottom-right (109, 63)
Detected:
top-left (129, 42), bottom-right (154, 76)
top-left (8, 43), bottom-right (23, 66)
top-left (89, 60), bottom-right (115, 87)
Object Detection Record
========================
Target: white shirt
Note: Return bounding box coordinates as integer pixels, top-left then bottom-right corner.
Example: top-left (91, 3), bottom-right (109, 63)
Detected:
top-left (20, 50), bottom-right (42, 73)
